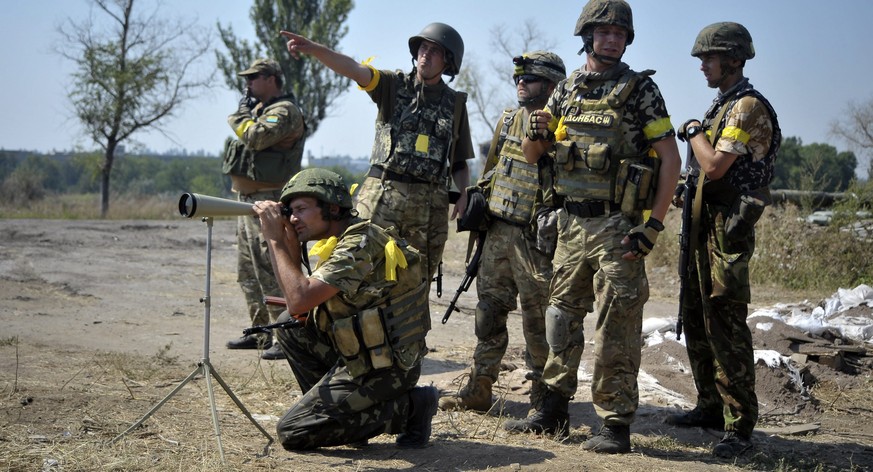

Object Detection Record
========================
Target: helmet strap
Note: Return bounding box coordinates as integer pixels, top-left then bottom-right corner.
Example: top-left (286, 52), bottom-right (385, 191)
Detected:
top-left (582, 35), bottom-right (622, 66)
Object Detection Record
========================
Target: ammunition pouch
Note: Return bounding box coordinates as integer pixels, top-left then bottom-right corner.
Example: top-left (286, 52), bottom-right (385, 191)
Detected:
top-left (614, 156), bottom-right (660, 214)
top-left (554, 141), bottom-right (611, 175)
top-left (725, 187), bottom-right (770, 241)
top-left (534, 206), bottom-right (558, 257)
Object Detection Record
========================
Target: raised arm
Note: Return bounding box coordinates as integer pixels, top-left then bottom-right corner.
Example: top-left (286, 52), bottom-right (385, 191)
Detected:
top-left (280, 30), bottom-right (373, 87)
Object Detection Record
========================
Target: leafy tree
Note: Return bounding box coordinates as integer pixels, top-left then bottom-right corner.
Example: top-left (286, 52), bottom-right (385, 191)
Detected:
top-left (57, 0), bottom-right (212, 217)
top-left (771, 137), bottom-right (857, 192)
top-left (216, 0), bottom-right (353, 137)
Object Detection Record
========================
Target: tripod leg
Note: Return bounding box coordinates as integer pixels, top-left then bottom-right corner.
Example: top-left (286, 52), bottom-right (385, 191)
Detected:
top-left (108, 364), bottom-right (204, 445)
top-left (201, 361), bottom-right (227, 464)
top-left (207, 360), bottom-right (275, 455)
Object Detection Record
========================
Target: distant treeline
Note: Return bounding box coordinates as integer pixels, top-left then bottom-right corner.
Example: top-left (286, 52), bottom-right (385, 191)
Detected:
top-left (0, 150), bottom-right (365, 203)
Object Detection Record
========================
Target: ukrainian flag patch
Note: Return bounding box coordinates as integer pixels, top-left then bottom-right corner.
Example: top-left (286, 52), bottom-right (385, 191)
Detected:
top-left (265, 116), bottom-right (279, 123)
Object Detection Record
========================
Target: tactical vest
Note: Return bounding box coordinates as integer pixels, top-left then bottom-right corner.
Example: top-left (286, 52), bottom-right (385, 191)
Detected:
top-left (222, 94), bottom-right (307, 184)
top-left (316, 221), bottom-right (431, 378)
top-left (702, 80), bottom-right (781, 193)
top-left (552, 69), bottom-right (655, 204)
top-left (369, 72), bottom-right (459, 184)
top-left (486, 109), bottom-right (542, 225)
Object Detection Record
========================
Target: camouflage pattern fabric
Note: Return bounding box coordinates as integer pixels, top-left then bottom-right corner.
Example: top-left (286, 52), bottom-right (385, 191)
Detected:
top-left (539, 62), bottom-right (669, 424)
top-left (273, 219), bottom-right (429, 449)
top-left (227, 96), bottom-right (306, 153)
top-left (236, 190), bottom-right (285, 328)
top-left (472, 219), bottom-right (551, 381)
top-left (275, 313), bottom-right (419, 450)
top-left (681, 207), bottom-right (758, 437)
top-left (544, 210), bottom-right (648, 424)
top-left (355, 177), bottom-right (449, 282)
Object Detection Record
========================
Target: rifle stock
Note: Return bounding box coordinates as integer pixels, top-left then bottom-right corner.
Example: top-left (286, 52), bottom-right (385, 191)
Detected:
top-left (442, 232), bottom-right (486, 324)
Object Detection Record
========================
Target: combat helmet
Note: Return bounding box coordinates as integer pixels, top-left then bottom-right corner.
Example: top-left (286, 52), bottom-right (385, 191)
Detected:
top-left (408, 22), bottom-right (465, 77)
top-left (574, 0), bottom-right (635, 45)
top-left (691, 22), bottom-right (755, 61)
top-left (513, 50), bottom-right (566, 85)
top-left (280, 168), bottom-right (353, 210)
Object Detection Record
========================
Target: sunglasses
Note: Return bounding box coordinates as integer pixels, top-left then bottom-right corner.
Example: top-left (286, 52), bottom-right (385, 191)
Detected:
top-left (514, 74), bottom-right (543, 85)
top-left (245, 74), bottom-right (262, 82)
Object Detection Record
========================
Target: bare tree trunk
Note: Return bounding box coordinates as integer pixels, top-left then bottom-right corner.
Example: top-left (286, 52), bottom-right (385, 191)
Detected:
top-left (100, 143), bottom-right (116, 219)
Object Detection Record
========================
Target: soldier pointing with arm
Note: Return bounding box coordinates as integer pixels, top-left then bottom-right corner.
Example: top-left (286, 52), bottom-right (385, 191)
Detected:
top-left (280, 24), bottom-right (476, 287)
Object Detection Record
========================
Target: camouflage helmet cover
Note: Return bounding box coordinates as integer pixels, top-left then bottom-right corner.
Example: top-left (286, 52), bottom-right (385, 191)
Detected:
top-left (574, 0), bottom-right (635, 45)
top-left (280, 168), bottom-right (353, 209)
top-left (408, 22), bottom-right (465, 76)
top-left (691, 22), bottom-right (755, 60)
top-left (513, 50), bottom-right (567, 85)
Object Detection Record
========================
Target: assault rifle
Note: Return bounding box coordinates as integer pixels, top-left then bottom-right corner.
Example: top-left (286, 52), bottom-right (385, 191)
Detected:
top-left (242, 296), bottom-right (307, 336)
top-left (441, 231), bottom-right (486, 324)
top-left (676, 148), bottom-right (700, 341)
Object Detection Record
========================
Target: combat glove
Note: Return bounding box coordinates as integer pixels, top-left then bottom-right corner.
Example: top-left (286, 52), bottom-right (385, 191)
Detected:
top-left (526, 112), bottom-right (556, 142)
top-left (626, 217), bottom-right (664, 257)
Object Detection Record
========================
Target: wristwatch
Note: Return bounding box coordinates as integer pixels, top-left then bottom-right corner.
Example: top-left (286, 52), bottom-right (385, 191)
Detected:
top-left (685, 125), bottom-right (703, 140)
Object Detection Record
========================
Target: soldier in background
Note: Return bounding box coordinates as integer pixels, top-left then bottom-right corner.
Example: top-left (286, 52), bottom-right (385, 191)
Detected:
top-left (505, 0), bottom-right (681, 454)
top-left (223, 58), bottom-right (307, 360)
top-left (253, 168), bottom-right (437, 450)
top-left (281, 23), bottom-right (475, 286)
top-left (438, 51), bottom-right (566, 415)
top-left (666, 22), bottom-right (781, 459)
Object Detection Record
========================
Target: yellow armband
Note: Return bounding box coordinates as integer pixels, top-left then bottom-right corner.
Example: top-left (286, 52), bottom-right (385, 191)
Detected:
top-left (357, 57), bottom-right (381, 92)
top-left (234, 119), bottom-right (255, 139)
top-left (554, 116), bottom-right (567, 141)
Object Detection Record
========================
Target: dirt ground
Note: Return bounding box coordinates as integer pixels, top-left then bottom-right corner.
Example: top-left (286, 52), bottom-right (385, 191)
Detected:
top-left (1, 217), bottom-right (872, 471)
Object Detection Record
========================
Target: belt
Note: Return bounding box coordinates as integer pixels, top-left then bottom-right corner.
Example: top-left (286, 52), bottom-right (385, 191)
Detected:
top-left (368, 167), bottom-right (428, 184)
top-left (564, 200), bottom-right (610, 218)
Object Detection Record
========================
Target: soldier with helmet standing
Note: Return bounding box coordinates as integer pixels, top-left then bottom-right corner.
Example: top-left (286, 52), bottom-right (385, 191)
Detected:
top-left (439, 51), bottom-right (566, 414)
top-left (666, 22), bottom-right (781, 459)
top-left (506, 0), bottom-right (681, 454)
top-left (254, 168), bottom-right (437, 450)
top-left (280, 24), bottom-right (475, 285)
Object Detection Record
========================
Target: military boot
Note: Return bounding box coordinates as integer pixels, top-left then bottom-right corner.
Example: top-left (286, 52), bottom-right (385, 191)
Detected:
top-left (582, 424), bottom-right (631, 454)
top-left (438, 373), bottom-right (493, 412)
top-left (528, 379), bottom-right (547, 412)
top-left (503, 389), bottom-right (569, 437)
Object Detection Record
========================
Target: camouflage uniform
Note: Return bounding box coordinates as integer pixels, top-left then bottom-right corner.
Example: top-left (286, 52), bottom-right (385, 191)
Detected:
top-left (226, 94), bottom-right (306, 332)
top-left (275, 218), bottom-right (430, 450)
top-left (542, 62), bottom-right (673, 425)
top-left (473, 110), bottom-right (551, 383)
top-left (683, 77), bottom-right (779, 439)
top-left (355, 69), bottom-right (475, 281)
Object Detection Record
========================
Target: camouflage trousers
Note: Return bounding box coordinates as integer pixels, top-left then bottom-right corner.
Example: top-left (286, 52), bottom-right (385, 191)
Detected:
top-left (472, 218), bottom-right (551, 381)
top-left (274, 312), bottom-right (421, 450)
top-left (236, 190), bottom-right (284, 328)
top-left (544, 210), bottom-right (648, 425)
top-left (355, 176), bottom-right (449, 282)
top-left (680, 202), bottom-right (758, 437)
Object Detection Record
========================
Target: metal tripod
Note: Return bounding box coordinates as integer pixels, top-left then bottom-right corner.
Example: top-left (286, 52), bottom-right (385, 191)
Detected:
top-left (109, 217), bottom-right (274, 463)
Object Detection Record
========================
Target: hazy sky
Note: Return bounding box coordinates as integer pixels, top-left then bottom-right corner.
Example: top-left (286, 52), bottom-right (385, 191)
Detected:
top-left (3, 0), bottom-right (872, 171)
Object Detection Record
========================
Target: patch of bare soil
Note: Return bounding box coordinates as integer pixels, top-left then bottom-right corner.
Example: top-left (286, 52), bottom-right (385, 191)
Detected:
top-left (1, 218), bottom-right (871, 471)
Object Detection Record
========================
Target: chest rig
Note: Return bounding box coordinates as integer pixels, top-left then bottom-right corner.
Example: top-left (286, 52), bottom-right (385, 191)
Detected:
top-left (369, 73), bottom-right (459, 185)
top-left (314, 222), bottom-right (431, 378)
top-left (701, 80), bottom-right (781, 193)
top-left (486, 108), bottom-right (543, 225)
top-left (552, 69), bottom-right (654, 204)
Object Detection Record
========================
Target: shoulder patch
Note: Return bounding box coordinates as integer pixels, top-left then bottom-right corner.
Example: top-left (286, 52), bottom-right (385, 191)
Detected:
top-left (265, 115), bottom-right (279, 123)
